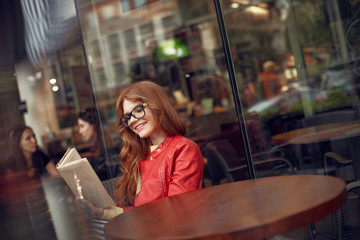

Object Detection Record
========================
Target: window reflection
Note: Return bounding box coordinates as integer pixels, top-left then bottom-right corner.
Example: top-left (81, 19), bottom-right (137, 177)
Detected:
top-left (6, 0), bottom-right (360, 238)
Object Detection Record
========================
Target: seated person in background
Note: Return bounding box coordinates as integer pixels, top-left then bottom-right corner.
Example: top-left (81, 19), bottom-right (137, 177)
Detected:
top-left (78, 80), bottom-right (204, 220)
top-left (6, 125), bottom-right (59, 179)
top-left (3, 125), bottom-right (58, 239)
top-left (78, 107), bottom-right (120, 181)
top-left (258, 60), bottom-right (282, 99)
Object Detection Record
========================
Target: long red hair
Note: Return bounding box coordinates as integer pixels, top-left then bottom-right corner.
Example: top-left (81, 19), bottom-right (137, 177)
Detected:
top-left (114, 80), bottom-right (186, 206)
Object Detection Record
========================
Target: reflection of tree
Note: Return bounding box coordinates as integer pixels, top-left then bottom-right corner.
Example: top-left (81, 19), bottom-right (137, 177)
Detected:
top-left (345, 2), bottom-right (360, 52)
top-left (346, 19), bottom-right (360, 52)
top-left (293, 0), bottom-right (332, 46)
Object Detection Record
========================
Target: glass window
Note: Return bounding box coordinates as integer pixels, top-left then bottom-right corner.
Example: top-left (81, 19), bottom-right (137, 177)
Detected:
top-left (108, 34), bottom-right (121, 58)
top-left (101, 5), bottom-right (115, 21)
top-left (140, 23), bottom-right (153, 37)
top-left (86, 12), bottom-right (96, 28)
top-left (134, 0), bottom-right (146, 8)
top-left (114, 62), bottom-right (125, 77)
top-left (8, 0), bottom-right (360, 239)
top-left (162, 15), bottom-right (177, 29)
top-left (124, 29), bottom-right (136, 49)
top-left (97, 68), bottom-right (107, 85)
top-left (92, 40), bottom-right (101, 58)
top-left (221, 0), bottom-right (360, 218)
top-left (119, 0), bottom-right (131, 13)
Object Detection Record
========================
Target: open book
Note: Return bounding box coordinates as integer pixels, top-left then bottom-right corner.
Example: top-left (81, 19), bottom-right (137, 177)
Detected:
top-left (56, 148), bottom-right (115, 208)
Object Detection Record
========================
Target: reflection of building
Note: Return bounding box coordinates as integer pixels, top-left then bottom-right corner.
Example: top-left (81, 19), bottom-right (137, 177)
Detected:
top-left (77, 0), bottom-right (182, 92)
top-left (76, 0), bottom-right (221, 97)
top-left (74, 0), bottom-right (230, 130)
top-left (3, 1), bottom-right (360, 239)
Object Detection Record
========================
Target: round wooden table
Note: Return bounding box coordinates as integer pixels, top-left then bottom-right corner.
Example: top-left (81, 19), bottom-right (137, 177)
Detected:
top-left (104, 175), bottom-right (346, 240)
top-left (271, 121), bottom-right (360, 145)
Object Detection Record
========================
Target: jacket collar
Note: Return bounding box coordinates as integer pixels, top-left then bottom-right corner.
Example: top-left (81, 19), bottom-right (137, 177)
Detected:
top-left (150, 135), bottom-right (174, 159)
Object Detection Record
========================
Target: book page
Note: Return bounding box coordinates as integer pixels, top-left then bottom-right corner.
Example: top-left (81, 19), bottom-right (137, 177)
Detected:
top-left (57, 158), bottom-right (85, 169)
top-left (56, 149), bottom-right (115, 208)
top-left (57, 148), bottom-right (82, 168)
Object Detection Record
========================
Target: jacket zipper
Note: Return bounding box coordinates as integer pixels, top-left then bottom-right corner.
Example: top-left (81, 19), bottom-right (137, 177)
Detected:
top-left (159, 167), bottom-right (164, 198)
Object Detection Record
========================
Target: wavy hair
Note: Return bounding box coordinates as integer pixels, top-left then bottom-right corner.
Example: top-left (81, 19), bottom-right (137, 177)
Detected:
top-left (114, 80), bottom-right (186, 206)
top-left (78, 107), bottom-right (113, 156)
top-left (9, 125), bottom-right (41, 173)
top-left (10, 125), bottom-right (32, 159)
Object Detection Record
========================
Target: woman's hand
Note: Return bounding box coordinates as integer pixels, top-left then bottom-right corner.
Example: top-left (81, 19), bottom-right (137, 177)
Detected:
top-left (75, 197), bottom-right (105, 219)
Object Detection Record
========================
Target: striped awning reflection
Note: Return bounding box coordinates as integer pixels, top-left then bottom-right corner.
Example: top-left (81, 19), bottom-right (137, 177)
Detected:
top-left (20, 0), bottom-right (80, 67)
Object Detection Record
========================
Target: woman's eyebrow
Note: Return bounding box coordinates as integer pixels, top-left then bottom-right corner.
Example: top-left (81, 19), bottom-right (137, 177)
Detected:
top-left (123, 110), bottom-right (131, 115)
top-left (124, 104), bottom-right (141, 114)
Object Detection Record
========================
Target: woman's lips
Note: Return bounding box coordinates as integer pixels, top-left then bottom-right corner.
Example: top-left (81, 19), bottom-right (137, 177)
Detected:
top-left (135, 122), bottom-right (146, 131)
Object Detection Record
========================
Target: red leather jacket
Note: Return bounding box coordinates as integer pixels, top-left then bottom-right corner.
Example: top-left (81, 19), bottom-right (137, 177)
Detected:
top-left (119, 135), bottom-right (204, 210)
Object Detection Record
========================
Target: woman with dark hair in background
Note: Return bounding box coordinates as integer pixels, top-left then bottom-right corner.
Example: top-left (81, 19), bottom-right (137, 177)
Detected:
top-left (2, 125), bottom-right (58, 239)
top-left (78, 107), bottom-right (120, 181)
top-left (6, 125), bottom-right (59, 178)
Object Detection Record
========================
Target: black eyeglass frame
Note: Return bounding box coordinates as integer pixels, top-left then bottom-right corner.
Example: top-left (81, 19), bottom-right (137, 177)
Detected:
top-left (121, 103), bottom-right (148, 127)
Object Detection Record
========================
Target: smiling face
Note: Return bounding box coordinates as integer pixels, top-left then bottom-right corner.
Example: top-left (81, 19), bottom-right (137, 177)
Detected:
top-left (78, 118), bottom-right (97, 142)
top-left (19, 128), bottom-right (37, 154)
top-left (122, 99), bottom-right (167, 145)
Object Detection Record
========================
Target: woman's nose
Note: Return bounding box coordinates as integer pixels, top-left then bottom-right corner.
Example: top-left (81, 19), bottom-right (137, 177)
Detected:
top-left (128, 115), bottom-right (138, 126)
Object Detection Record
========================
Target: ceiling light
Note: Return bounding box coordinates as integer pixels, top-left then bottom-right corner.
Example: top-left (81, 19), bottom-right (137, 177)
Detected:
top-left (35, 71), bottom-right (42, 79)
top-left (49, 78), bottom-right (57, 84)
top-left (27, 75), bottom-right (36, 82)
top-left (52, 86), bottom-right (59, 92)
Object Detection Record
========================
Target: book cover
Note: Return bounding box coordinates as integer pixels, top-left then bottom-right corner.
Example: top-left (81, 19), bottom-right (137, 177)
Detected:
top-left (56, 148), bottom-right (115, 208)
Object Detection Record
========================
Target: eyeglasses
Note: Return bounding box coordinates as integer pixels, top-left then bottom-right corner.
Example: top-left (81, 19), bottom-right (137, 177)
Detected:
top-left (121, 103), bottom-right (147, 127)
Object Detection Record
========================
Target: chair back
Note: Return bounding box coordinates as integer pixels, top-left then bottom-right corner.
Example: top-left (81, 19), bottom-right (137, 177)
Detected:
top-left (301, 110), bottom-right (358, 128)
top-left (205, 139), bottom-right (248, 183)
top-left (101, 176), bottom-right (120, 201)
top-left (205, 129), bottom-right (245, 157)
top-left (303, 110), bottom-right (359, 162)
top-left (345, 128), bottom-right (360, 181)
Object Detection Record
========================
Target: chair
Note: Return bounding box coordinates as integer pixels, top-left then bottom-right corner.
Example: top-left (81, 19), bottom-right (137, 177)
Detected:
top-left (301, 110), bottom-right (358, 128)
top-left (88, 176), bottom-right (120, 240)
top-left (102, 176), bottom-right (120, 198)
top-left (344, 128), bottom-right (360, 194)
top-left (310, 180), bottom-right (360, 240)
top-left (203, 116), bottom-right (297, 184)
top-left (204, 139), bottom-right (295, 183)
top-left (300, 109), bottom-right (358, 174)
top-left (22, 183), bottom-right (57, 239)
top-left (321, 181), bottom-right (360, 240)
top-left (322, 128), bottom-right (360, 240)
top-left (324, 127), bottom-right (360, 184)
top-left (323, 146), bottom-right (353, 182)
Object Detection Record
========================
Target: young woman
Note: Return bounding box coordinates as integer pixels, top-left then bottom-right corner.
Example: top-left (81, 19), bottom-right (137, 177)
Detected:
top-left (78, 108), bottom-right (120, 180)
top-left (4, 125), bottom-right (59, 240)
top-left (6, 125), bottom-right (59, 179)
top-left (79, 81), bottom-right (204, 219)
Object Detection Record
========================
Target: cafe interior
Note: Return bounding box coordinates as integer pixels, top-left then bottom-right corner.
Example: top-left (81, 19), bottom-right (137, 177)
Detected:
top-left (1, 0), bottom-right (360, 239)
